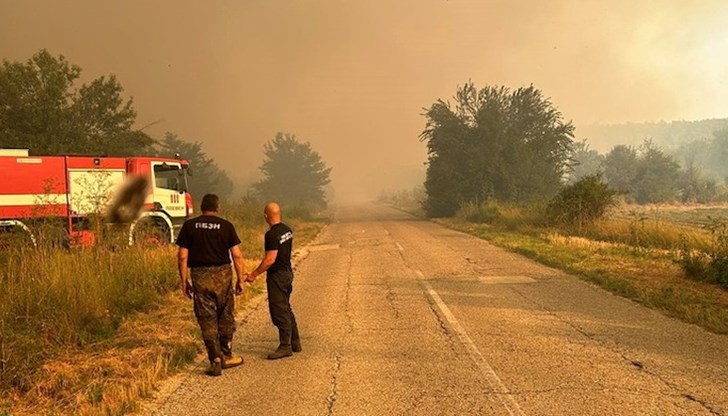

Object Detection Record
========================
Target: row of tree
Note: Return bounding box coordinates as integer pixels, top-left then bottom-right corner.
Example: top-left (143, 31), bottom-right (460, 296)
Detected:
top-left (570, 137), bottom-right (728, 204)
top-left (0, 50), bottom-right (331, 208)
top-left (420, 81), bottom-right (728, 217)
top-left (672, 129), bottom-right (728, 183)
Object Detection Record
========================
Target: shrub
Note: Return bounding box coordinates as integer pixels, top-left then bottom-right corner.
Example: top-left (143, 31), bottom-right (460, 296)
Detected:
top-left (546, 174), bottom-right (619, 228)
top-left (676, 217), bottom-right (728, 290)
top-left (706, 217), bottom-right (728, 289)
top-left (712, 257), bottom-right (728, 289)
top-left (456, 200), bottom-right (502, 224)
top-left (676, 238), bottom-right (712, 281)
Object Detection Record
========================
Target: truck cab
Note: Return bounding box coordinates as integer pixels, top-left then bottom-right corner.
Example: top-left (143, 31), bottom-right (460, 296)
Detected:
top-left (127, 156), bottom-right (193, 242)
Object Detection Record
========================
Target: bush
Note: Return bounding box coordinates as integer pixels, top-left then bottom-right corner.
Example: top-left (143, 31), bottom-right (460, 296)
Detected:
top-left (546, 174), bottom-right (619, 228)
top-left (706, 217), bottom-right (728, 289)
top-left (456, 200), bottom-right (502, 224)
top-left (676, 217), bottom-right (728, 290)
top-left (712, 257), bottom-right (728, 289)
top-left (676, 239), bottom-right (712, 281)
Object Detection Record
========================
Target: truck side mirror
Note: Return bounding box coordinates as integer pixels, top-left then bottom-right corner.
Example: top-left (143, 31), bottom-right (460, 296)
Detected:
top-left (178, 167), bottom-right (189, 193)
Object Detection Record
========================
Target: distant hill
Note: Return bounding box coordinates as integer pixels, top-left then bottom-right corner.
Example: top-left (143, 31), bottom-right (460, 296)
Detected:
top-left (577, 118), bottom-right (728, 152)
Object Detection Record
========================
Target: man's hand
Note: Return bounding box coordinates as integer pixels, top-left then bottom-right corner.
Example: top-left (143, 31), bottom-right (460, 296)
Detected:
top-left (235, 278), bottom-right (244, 295)
top-left (181, 280), bottom-right (193, 299)
top-left (244, 272), bottom-right (256, 283)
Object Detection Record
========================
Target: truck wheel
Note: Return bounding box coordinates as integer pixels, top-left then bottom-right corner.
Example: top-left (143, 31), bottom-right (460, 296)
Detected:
top-left (0, 221), bottom-right (39, 248)
top-left (131, 217), bottom-right (171, 246)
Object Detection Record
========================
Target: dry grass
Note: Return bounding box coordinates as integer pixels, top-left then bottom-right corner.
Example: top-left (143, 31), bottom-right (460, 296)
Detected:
top-left (543, 230), bottom-right (728, 333)
top-left (0, 244), bottom-right (179, 388)
top-left (610, 203), bottom-right (728, 227)
top-left (0, 200), bottom-right (326, 416)
top-left (8, 293), bottom-right (199, 415)
top-left (440, 217), bottom-right (728, 335)
top-left (581, 218), bottom-right (712, 252)
top-left (0, 243), bottom-right (181, 416)
top-left (2, 275), bottom-right (272, 416)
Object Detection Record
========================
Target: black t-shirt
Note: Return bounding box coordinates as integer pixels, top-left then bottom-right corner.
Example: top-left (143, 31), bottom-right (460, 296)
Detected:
top-left (176, 215), bottom-right (241, 268)
top-left (264, 222), bottom-right (293, 274)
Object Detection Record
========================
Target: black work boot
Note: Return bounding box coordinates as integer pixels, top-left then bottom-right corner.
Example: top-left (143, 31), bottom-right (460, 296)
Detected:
top-left (203, 340), bottom-right (223, 364)
top-left (206, 357), bottom-right (222, 376)
top-left (291, 323), bottom-right (301, 352)
top-left (267, 345), bottom-right (293, 360)
top-left (291, 338), bottom-right (302, 353)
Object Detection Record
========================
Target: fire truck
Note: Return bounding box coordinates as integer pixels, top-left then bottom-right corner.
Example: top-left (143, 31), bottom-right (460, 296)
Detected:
top-left (0, 149), bottom-right (193, 246)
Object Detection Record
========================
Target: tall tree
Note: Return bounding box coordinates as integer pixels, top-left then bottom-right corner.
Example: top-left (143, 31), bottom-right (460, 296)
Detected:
top-left (602, 145), bottom-right (639, 196)
top-left (420, 82), bottom-right (574, 217)
top-left (157, 132), bottom-right (234, 197)
top-left (0, 49), bottom-right (152, 155)
top-left (633, 140), bottom-right (681, 203)
top-left (254, 133), bottom-right (331, 209)
top-left (567, 139), bottom-right (605, 183)
top-left (678, 158), bottom-right (720, 203)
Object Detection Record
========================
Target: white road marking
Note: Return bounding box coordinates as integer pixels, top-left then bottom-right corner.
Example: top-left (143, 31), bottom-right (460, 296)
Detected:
top-left (415, 269), bottom-right (526, 416)
top-left (307, 243), bottom-right (341, 252)
top-left (395, 242), bottom-right (404, 252)
top-left (478, 275), bottom-right (536, 284)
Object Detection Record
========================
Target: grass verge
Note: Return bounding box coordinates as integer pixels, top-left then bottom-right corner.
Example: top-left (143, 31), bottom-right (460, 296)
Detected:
top-left (4, 292), bottom-right (199, 415)
top-left (437, 219), bottom-right (728, 335)
top-left (0, 206), bottom-right (325, 416)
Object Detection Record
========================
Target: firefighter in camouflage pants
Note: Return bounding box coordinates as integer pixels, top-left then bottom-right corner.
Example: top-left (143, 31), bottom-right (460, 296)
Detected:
top-left (191, 265), bottom-right (237, 362)
top-left (176, 193), bottom-right (246, 376)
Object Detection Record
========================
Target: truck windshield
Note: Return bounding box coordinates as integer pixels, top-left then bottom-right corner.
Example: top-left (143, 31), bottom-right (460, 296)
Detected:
top-left (153, 164), bottom-right (181, 191)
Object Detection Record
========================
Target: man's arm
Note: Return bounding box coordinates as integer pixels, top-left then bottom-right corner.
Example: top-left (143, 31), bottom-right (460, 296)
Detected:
top-left (178, 247), bottom-right (193, 299)
top-left (245, 250), bottom-right (278, 282)
top-left (230, 245), bottom-right (245, 294)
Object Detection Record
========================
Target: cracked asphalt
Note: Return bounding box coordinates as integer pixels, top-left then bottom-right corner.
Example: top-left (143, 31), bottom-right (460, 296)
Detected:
top-left (147, 203), bottom-right (728, 416)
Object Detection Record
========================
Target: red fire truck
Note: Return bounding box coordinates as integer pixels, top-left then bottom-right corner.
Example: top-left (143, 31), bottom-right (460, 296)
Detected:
top-left (0, 149), bottom-right (193, 246)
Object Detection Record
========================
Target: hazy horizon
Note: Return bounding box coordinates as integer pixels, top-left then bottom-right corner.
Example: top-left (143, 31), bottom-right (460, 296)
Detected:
top-left (2, 1), bottom-right (727, 202)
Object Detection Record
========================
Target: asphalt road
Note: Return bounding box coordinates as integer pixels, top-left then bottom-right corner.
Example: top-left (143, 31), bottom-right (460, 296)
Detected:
top-left (148, 203), bottom-right (728, 416)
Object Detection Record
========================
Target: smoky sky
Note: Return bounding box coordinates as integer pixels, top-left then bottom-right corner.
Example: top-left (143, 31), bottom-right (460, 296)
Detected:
top-left (2, 0), bottom-right (727, 201)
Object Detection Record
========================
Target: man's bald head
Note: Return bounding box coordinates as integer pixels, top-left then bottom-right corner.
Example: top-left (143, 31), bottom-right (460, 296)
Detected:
top-left (264, 202), bottom-right (282, 225)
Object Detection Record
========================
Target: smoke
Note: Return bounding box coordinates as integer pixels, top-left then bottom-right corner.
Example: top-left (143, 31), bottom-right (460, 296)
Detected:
top-left (1, 0), bottom-right (727, 202)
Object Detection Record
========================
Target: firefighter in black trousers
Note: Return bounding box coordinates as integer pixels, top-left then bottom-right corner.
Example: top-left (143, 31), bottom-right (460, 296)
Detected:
top-left (246, 202), bottom-right (301, 360)
top-left (176, 193), bottom-right (246, 376)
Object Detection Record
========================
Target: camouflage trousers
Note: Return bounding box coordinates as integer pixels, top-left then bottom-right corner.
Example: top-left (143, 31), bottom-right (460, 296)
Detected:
top-left (191, 265), bottom-right (236, 363)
